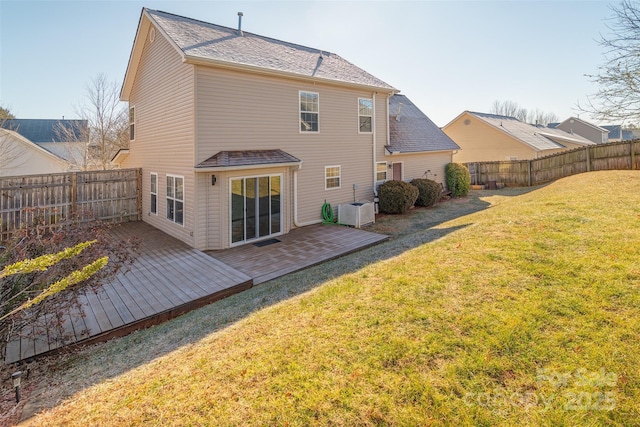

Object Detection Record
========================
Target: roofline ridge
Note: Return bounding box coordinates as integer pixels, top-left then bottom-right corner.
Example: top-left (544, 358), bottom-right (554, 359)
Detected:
top-left (148, 8), bottom-right (339, 58)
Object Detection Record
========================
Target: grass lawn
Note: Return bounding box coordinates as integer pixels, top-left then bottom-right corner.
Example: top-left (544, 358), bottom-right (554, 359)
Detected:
top-left (16, 171), bottom-right (640, 425)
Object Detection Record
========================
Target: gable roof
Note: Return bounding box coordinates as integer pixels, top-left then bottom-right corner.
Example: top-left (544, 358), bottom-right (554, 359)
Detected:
top-left (195, 149), bottom-right (301, 171)
top-left (1, 119), bottom-right (88, 143)
top-left (387, 95), bottom-right (459, 154)
top-left (446, 111), bottom-right (595, 151)
top-left (557, 116), bottom-right (608, 133)
top-left (122, 8), bottom-right (397, 100)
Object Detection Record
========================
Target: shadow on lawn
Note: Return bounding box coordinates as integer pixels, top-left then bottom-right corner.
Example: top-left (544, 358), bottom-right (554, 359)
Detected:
top-left (18, 186), bottom-right (538, 421)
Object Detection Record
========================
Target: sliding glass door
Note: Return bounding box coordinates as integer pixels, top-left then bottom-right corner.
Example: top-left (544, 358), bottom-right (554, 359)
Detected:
top-left (231, 174), bottom-right (282, 245)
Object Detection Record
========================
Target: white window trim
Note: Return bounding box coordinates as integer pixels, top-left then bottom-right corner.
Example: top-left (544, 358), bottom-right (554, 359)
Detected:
top-left (150, 172), bottom-right (158, 215)
top-left (325, 165), bottom-right (341, 190)
top-left (358, 97), bottom-right (373, 134)
top-left (166, 174), bottom-right (185, 226)
top-left (299, 90), bottom-right (319, 133)
top-left (375, 161), bottom-right (387, 182)
top-left (129, 105), bottom-right (135, 141)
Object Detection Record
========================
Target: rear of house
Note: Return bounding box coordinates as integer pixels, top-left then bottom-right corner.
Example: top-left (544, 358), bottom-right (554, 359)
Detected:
top-left (119, 9), bottom-right (402, 250)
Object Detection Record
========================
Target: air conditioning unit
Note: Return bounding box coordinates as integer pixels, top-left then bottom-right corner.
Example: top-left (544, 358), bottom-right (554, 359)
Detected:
top-left (338, 201), bottom-right (375, 228)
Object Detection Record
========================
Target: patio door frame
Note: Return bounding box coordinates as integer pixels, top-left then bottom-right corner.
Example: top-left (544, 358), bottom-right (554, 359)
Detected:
top-left (229, 173), bottom-right (283, 247)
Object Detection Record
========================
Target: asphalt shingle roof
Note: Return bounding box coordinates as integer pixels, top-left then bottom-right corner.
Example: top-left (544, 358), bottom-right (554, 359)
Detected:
top-left (387, 95), bottom-right (459, 153)
top-left (1, 119), bottom-right (87, 143)
top-left (146, 9), bottom-right (396, 91)
top-left (195, 149), bottom-right (301, 169)
top-left (469, 112), bottom-right (594, 150)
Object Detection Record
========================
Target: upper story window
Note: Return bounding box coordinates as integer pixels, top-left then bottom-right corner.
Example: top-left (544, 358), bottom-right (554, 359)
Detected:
top-left (129, 106), bottom-right (135, 140)
top-left (358, 98), bottom-right (373, 133)
top-left (166, 175), bottom-right (184, 225)
top-left (300, 91), bottom-right (319, 132)
top-left (325, 165), bottom-right (341, 190)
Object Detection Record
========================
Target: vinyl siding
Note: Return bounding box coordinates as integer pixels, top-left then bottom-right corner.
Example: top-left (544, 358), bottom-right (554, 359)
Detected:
top-left (383, 151), bottom-right (452, 185)
top-left (446, 114), bottom-right (537, 162)
top-left (195, 66), bottom-right (388, 242)
top-left (556, 121), bottom-right (605, 144)
top-left (0, 137), bottom-right (69, 177)
top-left (122, 25), bottom-right (196, 246)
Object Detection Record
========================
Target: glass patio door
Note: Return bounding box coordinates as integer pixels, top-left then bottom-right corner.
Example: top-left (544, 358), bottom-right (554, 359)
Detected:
top-left (231, 175), bottom-right (281, 245)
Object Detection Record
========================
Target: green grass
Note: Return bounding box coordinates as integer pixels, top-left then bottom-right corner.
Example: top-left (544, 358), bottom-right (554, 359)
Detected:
top-left (23, 171), bottom-right (640, 426)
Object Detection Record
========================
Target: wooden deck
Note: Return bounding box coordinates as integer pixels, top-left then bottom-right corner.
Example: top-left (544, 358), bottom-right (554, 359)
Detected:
top-left (4, 222), bottom-right (252, 364)
top-left (4, 222), bottom-right (387, 364)
top-left (209, 224), bottom-right (389, 285)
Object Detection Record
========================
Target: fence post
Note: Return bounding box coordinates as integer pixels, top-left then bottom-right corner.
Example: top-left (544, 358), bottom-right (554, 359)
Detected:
top-left (71, 172), bottom-right (78, 215)
top-left (585, 146), bottom-right (591, 172)
top-left (631, 141), bottom-right (636, 170)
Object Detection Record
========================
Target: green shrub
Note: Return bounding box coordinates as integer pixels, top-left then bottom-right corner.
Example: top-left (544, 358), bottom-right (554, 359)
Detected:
top-left (445, 163), bottom-right (471, 197)
top-left (411, 178), bottom-right (442, 207)
top-left (378, 180), bottom-right (419, 214)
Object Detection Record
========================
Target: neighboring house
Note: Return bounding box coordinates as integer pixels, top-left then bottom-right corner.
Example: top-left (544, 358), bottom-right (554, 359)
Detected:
top-left (0, 128), bottom-right (76, 176)
top-left (117, 8), bottom-right (457, 250)
top-left (601, 125), bottom-right (639, 142)
top-left (443, 111), bottom-right (595, 163)
top-left (553, 117), bottom-right (608, 144)
top-left (0, 119), bottom-right (92, 173)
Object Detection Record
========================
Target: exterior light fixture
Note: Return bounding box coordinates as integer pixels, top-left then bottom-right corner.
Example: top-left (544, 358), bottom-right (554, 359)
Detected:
top-left (12, 371), bottom-right (22, 403)
top-left (211, 175), bottom-right (217, 186)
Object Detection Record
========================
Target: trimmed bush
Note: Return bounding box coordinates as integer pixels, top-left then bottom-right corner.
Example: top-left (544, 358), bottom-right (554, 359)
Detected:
top-left (411, 178), bottom-right (441, 207)
top-left (378, 180), bottom-right (419, 214)
top-left (445, 163), bottom-right (471, 197)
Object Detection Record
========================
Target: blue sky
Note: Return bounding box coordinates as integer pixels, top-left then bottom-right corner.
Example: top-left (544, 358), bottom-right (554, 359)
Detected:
top-left (1, 0), bottom-right (614, 126)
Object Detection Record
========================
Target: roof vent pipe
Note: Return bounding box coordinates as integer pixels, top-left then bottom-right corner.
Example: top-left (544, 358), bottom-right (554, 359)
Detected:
top-left (237, 12), bottom-right (244, 36)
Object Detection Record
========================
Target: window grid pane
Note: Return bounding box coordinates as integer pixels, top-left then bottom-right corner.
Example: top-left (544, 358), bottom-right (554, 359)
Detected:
top-left (358, 98), bottom-right (373, 133)
top-left (300, 92), bottom-right (319, 132)
top-left (376, 162), bottom-right (387, 181)
top-left (166, 176), bottom-right (184, 225)
top-left (325, 166), bottom-right (341, 189)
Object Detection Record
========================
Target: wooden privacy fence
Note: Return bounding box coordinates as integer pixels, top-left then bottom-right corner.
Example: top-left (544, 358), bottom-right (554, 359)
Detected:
top-left (0, 168), bottom-right (142, 240)
top-left (465, 140), bottom-right (640, 187)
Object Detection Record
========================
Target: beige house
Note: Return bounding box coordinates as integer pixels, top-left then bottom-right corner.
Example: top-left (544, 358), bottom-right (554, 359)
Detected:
top-left (117, 9), bottom-right (458, 250)
top-left (0, 128), bottom-right (76, 177)
top-left (554, 117), bottom-right (608, 144)
top-left (443, 111), bottom-right (595, 163)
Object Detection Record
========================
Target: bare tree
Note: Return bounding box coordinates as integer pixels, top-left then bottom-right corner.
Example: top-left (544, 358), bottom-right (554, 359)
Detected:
top-left (581, 1), bottom-right (640, 121)
top-left (490, 100), bottom-right (559, 126)
top-left (56, 74), bottom-right (129, 170)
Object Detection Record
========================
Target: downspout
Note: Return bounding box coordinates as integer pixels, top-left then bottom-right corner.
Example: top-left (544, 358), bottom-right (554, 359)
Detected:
top-left (372, 92), bottom-right (377, 196)
top-left (293, 163), bottom-right (322, 227)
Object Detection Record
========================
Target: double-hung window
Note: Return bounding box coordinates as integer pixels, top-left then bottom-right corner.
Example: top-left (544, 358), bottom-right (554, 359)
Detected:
top-left (129, 106), bottom-right (135, 140)
top-left (150, 173), bottom-right (157, 215)
top-left (325, 166), bottom-right (341, 190)
top-left (166, 175), bottom-right (184, 225)
top-left (300, 91), bottom-right (319, 132)
top-left (358, 98), bottom-right (373, 133)
top-left (376, 162), bottom-right (387, 182)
